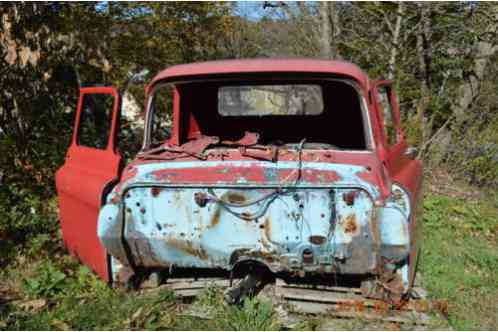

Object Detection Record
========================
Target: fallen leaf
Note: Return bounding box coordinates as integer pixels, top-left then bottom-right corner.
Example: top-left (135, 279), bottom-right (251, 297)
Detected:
top-left (52, 319), bottom-right (71, 330)
top-left (15, 298), bottom-right (46, 311)
top-left (131, 307), bottom-right (143, 321)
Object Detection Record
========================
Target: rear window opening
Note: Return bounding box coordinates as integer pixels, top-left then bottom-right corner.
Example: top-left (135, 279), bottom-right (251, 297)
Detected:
top-left (218, 85), bottom-right (324, 117)
top-left (149, 78), bottom-right (370, 151)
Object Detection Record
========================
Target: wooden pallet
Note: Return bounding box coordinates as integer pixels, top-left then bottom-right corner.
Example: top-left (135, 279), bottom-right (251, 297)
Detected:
top-left (141, 277), bottom-right (432, 324)
top-left (140, 277), bottom-right (230, 297)
top-left (274, 279), bottom-right (431, 324)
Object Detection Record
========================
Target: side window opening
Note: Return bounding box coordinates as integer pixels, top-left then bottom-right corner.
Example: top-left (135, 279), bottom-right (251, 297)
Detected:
top-left (77, 93), bottom-right (114, 149)
top-left (150, 84), bottom-right (173, 148)
top-left (378, 87), bottom-right (397, 146)
top-left (119, 91), bottom-right (145, 161)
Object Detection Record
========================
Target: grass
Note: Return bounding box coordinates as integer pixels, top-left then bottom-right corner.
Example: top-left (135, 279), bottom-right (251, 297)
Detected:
top-left (420, 190), bottom-right (498, 330)
top-left (1, 177), bottom-right (497, 330)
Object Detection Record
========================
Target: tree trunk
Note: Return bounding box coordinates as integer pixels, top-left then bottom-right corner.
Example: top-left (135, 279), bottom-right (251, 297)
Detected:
top-left (452, 42), bottom-right (498, 120)
top-left (450, 5), bottom-right (498, 136)
top-left (387, 3), bottom-right (404, 80)
top-left (319, 2), bottom-right (341, 59)
top-left (415, 3), bottom-right (432, 145)
top-left (319, 2), bottom-right (332, 59)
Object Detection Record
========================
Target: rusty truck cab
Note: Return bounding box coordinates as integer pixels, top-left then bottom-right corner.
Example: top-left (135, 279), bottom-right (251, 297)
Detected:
top-left (56, 59), bottom-right (422, 304)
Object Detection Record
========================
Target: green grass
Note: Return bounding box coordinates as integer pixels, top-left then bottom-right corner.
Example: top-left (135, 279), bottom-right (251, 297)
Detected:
top-left (0, 259), bottom-right (282, 330)
top-left (420, 191), bottom-right (498, 330)
top-left (1, 184), bottom-right (497, 330)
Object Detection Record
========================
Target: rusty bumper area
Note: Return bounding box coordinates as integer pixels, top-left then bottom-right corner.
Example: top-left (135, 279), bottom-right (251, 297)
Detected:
top-left (98, 185), bottom-right (410, 288)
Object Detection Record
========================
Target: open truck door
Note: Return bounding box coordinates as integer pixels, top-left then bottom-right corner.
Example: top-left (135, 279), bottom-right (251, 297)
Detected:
top-left (372, 80), bottom-right (423, 289)
top-left (56, 87), bottom-right (121, 282)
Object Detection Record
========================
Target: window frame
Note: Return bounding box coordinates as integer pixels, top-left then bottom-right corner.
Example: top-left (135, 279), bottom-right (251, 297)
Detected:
top-left (373, 81), bottom-right (402, 149)
top-left (143, 77), bottom-right (375, 153)
top-left (73, 87), bottom-right (121, 153)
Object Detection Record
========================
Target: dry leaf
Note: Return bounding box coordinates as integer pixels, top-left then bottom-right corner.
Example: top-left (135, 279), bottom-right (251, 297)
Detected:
top-left (131, 307), bottom-right (143, 321)
top-left (15, 298), bottom-right (46, 311)
top-left (52, 319), bottom-right (71, 330)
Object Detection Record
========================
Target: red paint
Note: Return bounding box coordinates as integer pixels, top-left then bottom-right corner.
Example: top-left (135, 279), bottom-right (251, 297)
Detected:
top-left (58, 60), bottom-right (423, 290)
top-left (55, 87), bottom-right (122, 282)
top-left (372, 80), bottom-right (423, 287)
top-left (150, 163), bottom-right (342, 185)
top-left (149, 58), bottom-right (369, 91)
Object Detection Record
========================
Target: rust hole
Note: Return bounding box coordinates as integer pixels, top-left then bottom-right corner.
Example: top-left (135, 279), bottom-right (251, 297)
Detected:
top-left (194, 192), bottom-right (209, 207)
top-left (309, 235), bottom-right (326, 245)
top-left (151, 187), bottom-right (161, 197)
top-left (303, 249), bottom-right (314, 264)
top-left (343, 191), bottom-right (357, 206)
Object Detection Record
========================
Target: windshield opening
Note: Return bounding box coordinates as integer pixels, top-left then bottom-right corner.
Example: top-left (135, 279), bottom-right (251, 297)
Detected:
top-left (146, 78), bottom-right (369, 151)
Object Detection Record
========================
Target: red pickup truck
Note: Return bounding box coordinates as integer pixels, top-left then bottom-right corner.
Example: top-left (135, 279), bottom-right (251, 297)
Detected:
top-left (56, 58), bottom-right (422, 304)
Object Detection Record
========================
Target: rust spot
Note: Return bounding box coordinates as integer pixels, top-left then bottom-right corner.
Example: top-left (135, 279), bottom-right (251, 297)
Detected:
top-left (110, 194), bottom-right (121, 204)
top-left (209, 208), bottom-right (221, 228)
top-left (259, 251), bottom-right (277, 263)
top-left (151, 187), bottom-right (162, 197)
top-left (247, 250), bottom-right (278, 263)
top-left (344, 214), bottom-right (358, 234)
top-left (226, 192), bottom-right (246, 204)
top-left (263, 217), bottom-right (272, 241)
top-left (260, 235), bottom-right (271, 250)
top-left (309, 235), bottom-right (326, 245)
top-left (240, 212), bottom-right (253, 221)
top-left (166, 237), bottom-right (208, 260)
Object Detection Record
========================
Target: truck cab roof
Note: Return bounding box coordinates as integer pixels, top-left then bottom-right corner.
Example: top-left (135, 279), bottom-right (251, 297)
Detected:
top-left (148, 58), bottom-right (370, 91)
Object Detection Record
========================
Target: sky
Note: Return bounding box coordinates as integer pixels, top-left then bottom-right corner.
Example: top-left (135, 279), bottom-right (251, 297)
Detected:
top-left (235, 1), bottom-right (269, 21)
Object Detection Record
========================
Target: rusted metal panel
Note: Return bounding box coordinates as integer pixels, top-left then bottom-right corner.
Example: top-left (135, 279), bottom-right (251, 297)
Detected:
top-left (99, 160), bottom-right (411, 292)
top-left (100, 185), bottom-right (376, 273)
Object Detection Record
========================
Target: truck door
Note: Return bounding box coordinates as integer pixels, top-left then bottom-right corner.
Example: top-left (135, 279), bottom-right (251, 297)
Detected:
top-left (55, 87), bottom-right (121, 282)
top-left (373, 81), bottom-right (423, 287)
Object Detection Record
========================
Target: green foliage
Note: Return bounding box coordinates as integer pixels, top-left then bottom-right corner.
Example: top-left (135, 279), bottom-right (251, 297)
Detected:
top-left (186, 287), bottom-right (281, 331)
top-left (0, 183), bottom-right (60, 265)
top-left (23, 261), bottom-right (67, 299)
top-left (194, 284), bottom-right (225, 310)
top-left (214, 297), bottom-right (280, 331)
top-left (438, 114), bottom-right (498, 187)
